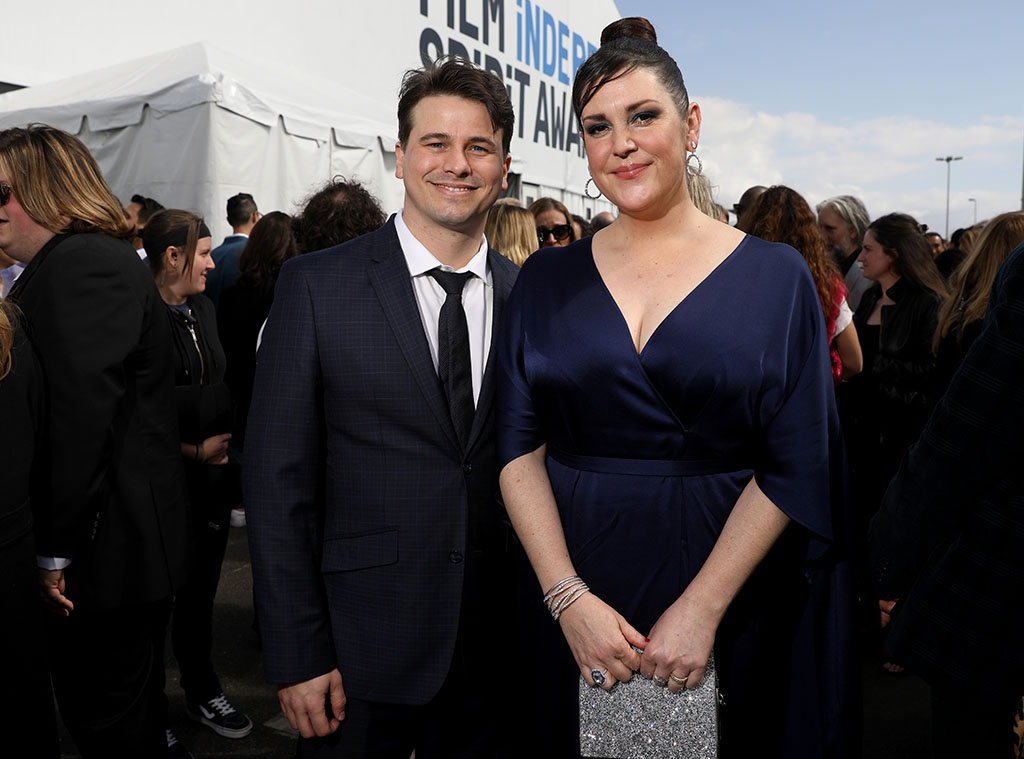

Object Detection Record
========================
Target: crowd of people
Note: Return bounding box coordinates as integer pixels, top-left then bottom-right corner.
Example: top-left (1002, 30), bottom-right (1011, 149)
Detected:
top-left (2, 14), bottom-right (1023, 759)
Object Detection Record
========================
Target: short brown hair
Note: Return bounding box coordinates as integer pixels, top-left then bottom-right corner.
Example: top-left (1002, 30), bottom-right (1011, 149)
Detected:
top-left (0, 124), bottom-right (132, 238)
top-left (397, 56), bottom-right (514, 157)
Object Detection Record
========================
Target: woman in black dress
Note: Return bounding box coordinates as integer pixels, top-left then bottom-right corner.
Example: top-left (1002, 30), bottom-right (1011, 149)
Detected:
top-left (217, 211), bottom-right (299, 453)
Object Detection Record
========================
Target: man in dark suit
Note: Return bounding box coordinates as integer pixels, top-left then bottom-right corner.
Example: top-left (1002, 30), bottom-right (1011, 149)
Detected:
top-left (204, 192), bottom-right (259, 307)
top-left (869, 240), bottom-right (1024, 758)
top-left (245, 57), bottom-right (518, 757)
top-left (1, 126), bottom-right (190, 757)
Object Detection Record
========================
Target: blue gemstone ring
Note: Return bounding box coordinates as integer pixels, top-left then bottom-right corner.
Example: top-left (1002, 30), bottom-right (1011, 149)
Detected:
top-left (591, 669), bottom-right (606, 687)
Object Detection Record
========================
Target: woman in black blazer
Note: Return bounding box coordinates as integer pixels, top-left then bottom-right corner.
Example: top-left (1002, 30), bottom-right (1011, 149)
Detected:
top-left (0, 299), bottom-right (58, 756)
top-left (144, 210), bottom-right (253, 748)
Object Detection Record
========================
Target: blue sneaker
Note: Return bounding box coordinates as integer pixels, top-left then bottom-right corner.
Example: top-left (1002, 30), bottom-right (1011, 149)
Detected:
top-left (186, 693), bottom-right (254, 739)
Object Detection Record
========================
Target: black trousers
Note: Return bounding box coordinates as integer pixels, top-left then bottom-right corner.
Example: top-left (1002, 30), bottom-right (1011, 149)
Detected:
top-left (297, 628), bottom-right (502, 759)
top-left (0, 530), bottom-right (59, 758)
top-left (170, 492), bottom-right (231, 704)
top-left (47, 596), bottom-right (172, 759)
top-left (931, 681), bottom-right (1020, 759)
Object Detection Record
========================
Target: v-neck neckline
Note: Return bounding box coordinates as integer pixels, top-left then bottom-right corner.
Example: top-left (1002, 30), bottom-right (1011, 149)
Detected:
top-left (587, 234), bottom-right (750, 358)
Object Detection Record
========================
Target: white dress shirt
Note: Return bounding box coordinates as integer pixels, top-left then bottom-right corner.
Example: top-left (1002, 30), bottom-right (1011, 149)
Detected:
top-left (394, 210), bottom-right (492, 406)
top-left (1, 262), bottom-right (25, 298)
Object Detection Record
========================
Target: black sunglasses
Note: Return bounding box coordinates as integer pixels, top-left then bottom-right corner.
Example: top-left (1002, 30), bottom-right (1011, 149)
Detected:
top-left (0, 183), bottom-right (11, 207)
top-left (537, 224), bottom-right (571, 245)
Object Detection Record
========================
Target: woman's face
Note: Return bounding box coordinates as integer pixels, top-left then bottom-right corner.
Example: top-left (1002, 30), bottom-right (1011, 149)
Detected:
top-left (580, 67), bottom-right (699, 220)
top-left (169, 237), bottom-right (215, 295)
top-left (858, 229), bottom-right (896, 282)
top-left (535, 208), bottom-right (571, 247)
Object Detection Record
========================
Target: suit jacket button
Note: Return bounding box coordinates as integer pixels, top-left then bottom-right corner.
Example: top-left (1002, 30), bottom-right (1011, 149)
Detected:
top-left (463, 464), bottom-right (473, 475)
top-left (449, 550), bottom-right (464, 564)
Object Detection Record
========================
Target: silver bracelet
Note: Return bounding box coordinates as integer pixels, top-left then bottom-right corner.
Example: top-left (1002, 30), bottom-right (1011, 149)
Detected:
top-left (543, 575), bottom-right (589, 621)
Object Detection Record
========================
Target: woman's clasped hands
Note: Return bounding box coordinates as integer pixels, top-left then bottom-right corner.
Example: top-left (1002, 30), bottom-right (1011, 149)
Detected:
top-left (561, 592), bottom-right (717, 695)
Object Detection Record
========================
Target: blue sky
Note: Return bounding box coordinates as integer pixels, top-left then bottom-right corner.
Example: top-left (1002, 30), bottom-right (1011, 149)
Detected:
top-left (616, 0), bottom-right (1024, 235)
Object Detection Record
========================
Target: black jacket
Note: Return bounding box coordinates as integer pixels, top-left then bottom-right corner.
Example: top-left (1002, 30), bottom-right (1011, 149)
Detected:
top-left (216, 278), bottom-right (276, 451)
top-left (853, 278), bottom-right (941, 411)
top-left (0, 321), bottom-right (42, 548)
top-left (164, 294), bottom-right (236, 515)
top-left (10, 232), bottom-right (190, 610)
top-left (869, 242), bottom-right (1024, 689)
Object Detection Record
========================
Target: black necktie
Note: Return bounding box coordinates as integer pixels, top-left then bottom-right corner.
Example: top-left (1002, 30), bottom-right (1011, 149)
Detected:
top-left (428, 269), bottom-right (476, 450)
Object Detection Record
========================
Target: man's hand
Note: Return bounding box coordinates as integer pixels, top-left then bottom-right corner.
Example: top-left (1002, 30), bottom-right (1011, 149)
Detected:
top-left (39, 568), bottom-right (74, 616)
top-left (879, 598), bottom-right (898, 629)
top-left (278, 669), bottom-right (346, 738)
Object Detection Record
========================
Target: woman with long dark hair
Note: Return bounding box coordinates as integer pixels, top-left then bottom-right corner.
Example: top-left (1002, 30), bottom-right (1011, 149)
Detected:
top-left (498, 17), bottom-right (852, 758)
top-left (217, 211), bottom-right (299, 453)
top-left (845, 213), bottom-right (947, 509)
top-left (841, 213), bottom-right (947, 663)
top-left (746, 186), bottom-right (863, 383)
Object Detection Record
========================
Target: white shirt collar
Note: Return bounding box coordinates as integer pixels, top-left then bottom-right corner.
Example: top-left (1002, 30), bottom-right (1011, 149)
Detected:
top-left (394, 209), bottom-right (490, 283)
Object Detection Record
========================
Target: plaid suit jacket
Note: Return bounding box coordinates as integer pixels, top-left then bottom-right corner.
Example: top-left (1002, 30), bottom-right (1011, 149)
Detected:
top-left (869, 241), bottom-right (1024, 689)
top-left (245, 218), bottom-right (519, 704)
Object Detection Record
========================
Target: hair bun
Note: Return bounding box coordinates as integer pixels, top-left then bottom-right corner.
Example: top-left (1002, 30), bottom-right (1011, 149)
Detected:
top-left (600, 17), bottom-right (658, 46)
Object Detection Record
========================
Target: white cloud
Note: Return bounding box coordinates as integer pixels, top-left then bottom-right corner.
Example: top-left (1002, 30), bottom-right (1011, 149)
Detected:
top-left (693, 95), bottom-right (1024, 231)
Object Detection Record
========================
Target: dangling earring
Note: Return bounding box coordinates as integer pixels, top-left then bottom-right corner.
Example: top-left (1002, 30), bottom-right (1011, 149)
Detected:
top-left (584, 176), bottom-right (602, 200)
top-left (686, 150), bottom-right (703, 176)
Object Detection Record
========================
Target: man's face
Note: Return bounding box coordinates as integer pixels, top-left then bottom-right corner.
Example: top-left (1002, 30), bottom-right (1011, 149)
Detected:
top-left (0, 169), bottom-right (57, 263)
top-left (395, 95), bottom-right (510, 238)
top-left (818, 205), bottom-right (858, 258)
top-left (927, 234), bottom-right (945, 257)
top-left (125, 201), bottom-right (142, 229)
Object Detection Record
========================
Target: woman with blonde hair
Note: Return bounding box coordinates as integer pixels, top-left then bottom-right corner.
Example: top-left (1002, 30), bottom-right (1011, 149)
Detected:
top-left (485, 203), bottom-right (536, 265)
top-left (932, 211), bottom-right (1024, 395)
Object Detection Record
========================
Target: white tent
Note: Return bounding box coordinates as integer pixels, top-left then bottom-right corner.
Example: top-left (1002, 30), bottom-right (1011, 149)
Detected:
top-left (0, 41), bottom-right (406, 244)
top-left (0, 1), bottom-right (621, 240)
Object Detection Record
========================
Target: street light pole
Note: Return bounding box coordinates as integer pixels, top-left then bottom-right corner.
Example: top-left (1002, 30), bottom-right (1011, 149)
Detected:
top-left (936, 155), bottom-right (963, 239)
top-left (968, 197), bottom-right (977, 225)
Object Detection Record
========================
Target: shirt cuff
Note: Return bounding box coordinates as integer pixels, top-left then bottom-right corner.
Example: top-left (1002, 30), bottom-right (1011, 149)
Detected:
top-left (37, 556), bottom-right (72, 570)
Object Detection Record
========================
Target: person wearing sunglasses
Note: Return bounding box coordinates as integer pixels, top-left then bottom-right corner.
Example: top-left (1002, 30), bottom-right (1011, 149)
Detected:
top-left (1, 124), bottom-right (190, 757)
top-left (529, 196), bottom-right (576, 248)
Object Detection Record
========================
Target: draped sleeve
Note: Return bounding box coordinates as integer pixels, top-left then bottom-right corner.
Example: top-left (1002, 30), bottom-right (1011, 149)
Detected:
top-left (754, 254), bottom-right (842, 544)
top-left (496, 254), bottom-right (544, 470)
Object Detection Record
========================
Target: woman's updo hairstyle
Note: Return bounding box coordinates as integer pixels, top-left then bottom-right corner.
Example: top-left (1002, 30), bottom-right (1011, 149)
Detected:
top-left (572, 17), bottom-right (689, 127)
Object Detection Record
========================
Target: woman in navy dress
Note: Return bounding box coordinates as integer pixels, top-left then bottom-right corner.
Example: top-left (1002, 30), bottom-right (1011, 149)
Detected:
top-left (497, 17), bottom-right (854, 758)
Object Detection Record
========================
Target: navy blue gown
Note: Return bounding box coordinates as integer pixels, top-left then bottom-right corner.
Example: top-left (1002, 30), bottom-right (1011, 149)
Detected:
top-left (497, 236), bottom-right (856, 758)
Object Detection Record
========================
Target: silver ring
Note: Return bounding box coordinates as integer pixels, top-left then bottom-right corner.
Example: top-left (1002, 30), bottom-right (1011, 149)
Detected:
top-left (652, 674), bottom-right (668, 686)
top-left (669, 673), bottom-right (688, 686)
top-left (591, 669), bottom-right (606, 687)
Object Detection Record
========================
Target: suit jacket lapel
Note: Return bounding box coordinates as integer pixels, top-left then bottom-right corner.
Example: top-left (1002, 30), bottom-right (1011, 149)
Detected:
top-left (6, 233), bottom-right (66, 303)
top-left (466, 250), bottom-right (515, 452)
top-left (367, 220), bottom-right (460, 452)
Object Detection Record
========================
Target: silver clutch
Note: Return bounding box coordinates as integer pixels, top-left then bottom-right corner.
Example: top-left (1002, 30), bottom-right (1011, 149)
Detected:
top-left (579, 652), bottom-right (718, 759)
